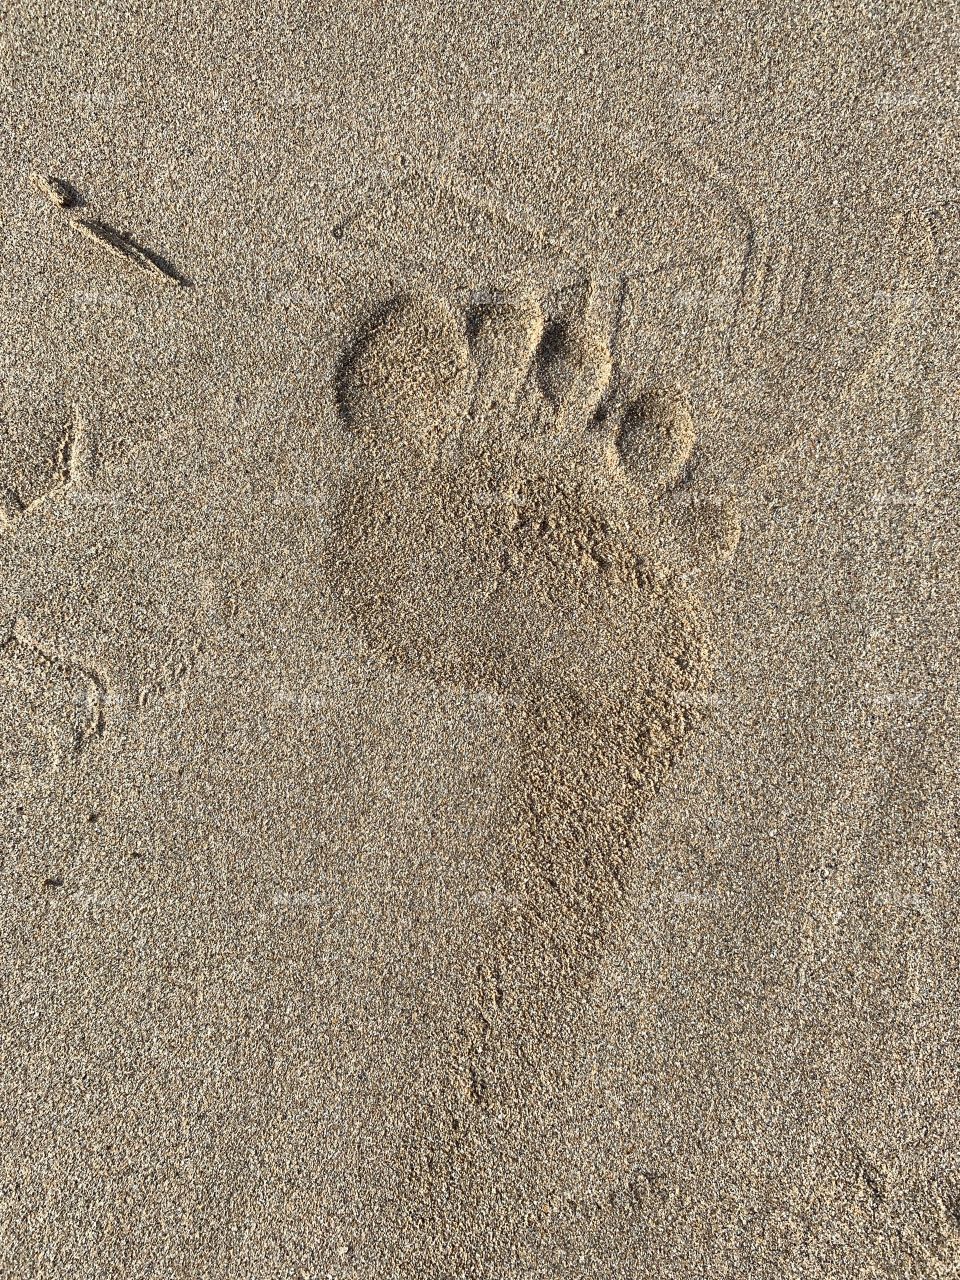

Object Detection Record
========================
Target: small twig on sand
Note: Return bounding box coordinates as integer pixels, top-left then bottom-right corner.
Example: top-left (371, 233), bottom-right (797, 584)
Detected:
top-left (68, 216), bottom-right (186, 286)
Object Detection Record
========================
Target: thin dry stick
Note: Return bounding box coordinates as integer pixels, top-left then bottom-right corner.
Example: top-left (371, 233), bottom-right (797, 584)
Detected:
top-left (69, 216), bottom-right (185, 286)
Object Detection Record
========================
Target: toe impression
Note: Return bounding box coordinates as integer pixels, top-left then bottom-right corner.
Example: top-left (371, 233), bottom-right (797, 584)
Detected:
top-left (467, 296), bottom-right (544, 431)
top-left (337, 294), bottom-right (471, 457)
top-left (535, 282), bottom-right (614, 434)
top-left (614, 384), bottom-right (695, 490)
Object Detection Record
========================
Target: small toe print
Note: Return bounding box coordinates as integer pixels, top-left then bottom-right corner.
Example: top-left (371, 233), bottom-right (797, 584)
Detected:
top-left (615, 384), bottom-right (695, 489)
top-left (534, 296), bottom-right (613, 430)
top-left (670, 491), bottom-right (742, 567)
top-left (468, 296), bottom-right (544, 419)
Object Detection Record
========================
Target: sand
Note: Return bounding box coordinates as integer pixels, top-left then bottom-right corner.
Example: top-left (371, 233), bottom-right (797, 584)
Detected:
top-left (1, 4), bottom-right (958, 1277)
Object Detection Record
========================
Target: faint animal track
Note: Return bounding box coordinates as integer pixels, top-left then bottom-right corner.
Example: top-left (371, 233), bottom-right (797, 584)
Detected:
top-left (0, 420), bottom-right (222, 750)
top-left (136, 635), bottom-right (207, 710)
top-left (0, 406), bottom-right (87, 534)
top-left (0, 618), bottom-right (105, 765)
top-left (329, 280), bottom-right (740, 1127)
top-left (726, 211), bottom-right (913, 410)
top-left (909, 198), bottom-right (960, 290)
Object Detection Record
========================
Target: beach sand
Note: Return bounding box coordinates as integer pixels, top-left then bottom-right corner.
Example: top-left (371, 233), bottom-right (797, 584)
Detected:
top-left (1, 4), bottom-right (958, 1276)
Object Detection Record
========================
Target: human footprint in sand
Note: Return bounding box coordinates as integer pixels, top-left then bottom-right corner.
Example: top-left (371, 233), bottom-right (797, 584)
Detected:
top-left (331, 280), bottom-right (740, 971)
top-left (327, 280), bottom-right (742, 1251)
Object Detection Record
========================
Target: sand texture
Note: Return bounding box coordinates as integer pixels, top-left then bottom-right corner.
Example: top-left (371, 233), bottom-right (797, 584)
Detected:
top-left (1, 4), bottom-right (958, 1277)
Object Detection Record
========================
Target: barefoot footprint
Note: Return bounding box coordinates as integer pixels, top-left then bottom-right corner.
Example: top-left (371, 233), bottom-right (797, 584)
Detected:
top-left (331, 280), bottom-right (739, 900)
top-left (328, 280), bottom-right (741, 1243)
